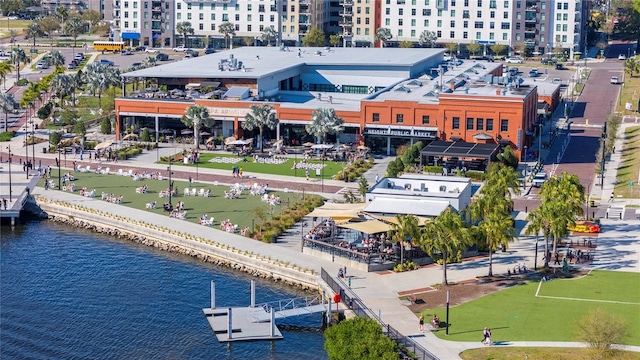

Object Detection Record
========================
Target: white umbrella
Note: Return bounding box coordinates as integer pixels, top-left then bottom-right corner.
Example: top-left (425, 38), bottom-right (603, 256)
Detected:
top-left (311, 144), bottom-right (334, 150)
top-left (95, 140), bottom-right (114, 150)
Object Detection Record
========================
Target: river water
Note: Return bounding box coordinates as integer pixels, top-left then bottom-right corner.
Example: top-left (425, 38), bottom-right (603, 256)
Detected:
top-left (0, 220), bottom-right (328, 359)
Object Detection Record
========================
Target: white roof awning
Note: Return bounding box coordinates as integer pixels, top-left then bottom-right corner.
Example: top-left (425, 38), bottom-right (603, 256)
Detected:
top-left (364, 198), bottom-right (450, 217)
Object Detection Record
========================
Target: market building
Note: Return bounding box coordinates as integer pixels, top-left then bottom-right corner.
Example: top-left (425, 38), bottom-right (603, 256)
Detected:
top-left (114, 47), bottom-right (561, 158)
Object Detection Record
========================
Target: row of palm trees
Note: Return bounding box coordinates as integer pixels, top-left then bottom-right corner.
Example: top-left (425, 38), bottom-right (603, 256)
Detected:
top-left (391, 164), bottom-right (585, 285)
top-left (178, 104), bottom-right (345, 150)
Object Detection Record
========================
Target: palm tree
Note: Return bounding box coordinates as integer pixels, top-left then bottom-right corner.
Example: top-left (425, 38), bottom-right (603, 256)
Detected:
top-left (0, 92), bottom-right (18, 131)
top-left (541, 172), bottom-right (585, 253)
top-left (142, 56), bottom-right (157, 68)
top-left (261, 26), bottom-right (277, 46)
top-left (525, 206), bottom-right (553, 268)
top-left (49, 50), bottom-right (66, 67)
top-left (306, 108), bottom-right (344, 144)
top-left (478, 211), bottom-right (515, 276)
top-left (181, 105), bottom-right (212, 148)
top-left (26, 22), bottom-right (40, 50)
top-left (218, 21), bottom-right (236, 49)
top-left (241, 104), bottom-right (278, 152)
top-left (84, 62), bottom-right (120, 107)
top-left (419, 207), bottom-right (472, 286)
top-left (10, 48), bottom-right (28, 81)
top-left (418, 30), bottom-right (437, 48)
top-left (175, 21), bottom-right (194, 47)
top-left (391, 214), bottom-right (420, 264)
top-left (0, 61), bottom-right (13, 90)
top-left (65, 17), bottom-right (85, 48)
top-left (51, 74), bottom-right (72, 108)
top-left (374, 27), bottom-right (392, 48)
top-left (55, 7), bottom-right (69, 35)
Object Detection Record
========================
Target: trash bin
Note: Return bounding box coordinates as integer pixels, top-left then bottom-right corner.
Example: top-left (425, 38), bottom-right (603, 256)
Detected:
top-left (42, 147), bottom-right (47, 153)
top-left (589, 200), bottom-right (595, 207)
top-left (315, 168), bottom-right (321, 177)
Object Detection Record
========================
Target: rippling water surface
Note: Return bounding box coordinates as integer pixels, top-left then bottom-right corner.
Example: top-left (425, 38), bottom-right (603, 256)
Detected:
top-left (1, 221), bottom-right (328, 359)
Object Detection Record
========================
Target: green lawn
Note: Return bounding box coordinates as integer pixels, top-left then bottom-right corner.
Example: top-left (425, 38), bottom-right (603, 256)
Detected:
top-left (42, 169), bottom-right (298, 229)
top-left (423, 271), bottom-right (640, 345)
top-left (615, 126), bottom-right (640, 199)
top-left (167, 152), bottom-right (347, 180)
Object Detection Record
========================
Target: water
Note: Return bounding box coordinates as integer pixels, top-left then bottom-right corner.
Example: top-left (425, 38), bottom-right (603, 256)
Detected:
top-left (1, 221), bottom-right (328, 360)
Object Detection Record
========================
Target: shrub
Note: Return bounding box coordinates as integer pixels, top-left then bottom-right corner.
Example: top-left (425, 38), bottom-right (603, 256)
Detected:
top-left (141, 128), bottom-right (151, 142)
top-left (0, 131), bottom-right (15, 142)
top-left (393, 261), bottom-right (419, 272)
top-left (423, 165), bottom-right (443, 174)
top-left (100, 117), bottom-right (112, 134)
top-left (575, 308), bottom-right (630, 359)
top-left (49, 131), bottom-right (62, 147)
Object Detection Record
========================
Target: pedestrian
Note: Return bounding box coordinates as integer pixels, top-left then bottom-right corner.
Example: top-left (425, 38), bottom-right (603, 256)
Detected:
top-left (239, 167), bottom-right (243, 178)
top-left (188, 176), bottom-right (192, 188)
top-left (554, 252), bottom-right (560, 265)
top-left (482, 327), bottom-right (491, 345)
top-left (73, 161), bottom-right (77, 172)
top-left (305, 169), bottom-right (310, 181)
top-left (419, 314), bottom-right (425, 332)
top-left (343, 266), bottom-right (347, 278)
top-left (609, 192), bottom-right (614, 203)
top-left (375, 174), bottom-right (380, 183)
top-left (2, 198), bottom-right (7, 210)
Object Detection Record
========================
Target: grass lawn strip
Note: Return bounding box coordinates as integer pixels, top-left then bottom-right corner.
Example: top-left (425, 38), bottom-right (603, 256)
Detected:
top-left (616, 126), bottom-right (640, 198)
top-left (425, 271), bottom-right (640, 345)
top-left (535, 270), bottom-right (640, 304)
top-left (460, 347), bottom-right (640, 360)
top-left (43, 170), bottom-right (294, 230)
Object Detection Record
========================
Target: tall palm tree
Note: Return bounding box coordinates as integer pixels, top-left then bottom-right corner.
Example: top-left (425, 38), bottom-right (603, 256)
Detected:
top-left (55, 7), bottom-right (69, 35)
top-left (261, 26), bottom-right (277, 46)
top-left (51, 74), bottom-right (72, 108)
top-left (374, 27), bottom-right (392, 47)
top-left (418, 30), bottom-right (437, 48)
top-left (0, 92), bottom-right (18, 131)
top-left (541, 172), bottom-right (585, 253)
top-left (175, 21), bottom-right (194, 47)
top-left (306, 108), bottom-right (344, 144)
top-left (478, 211), bottom-right (515, 276)
top-left (419, 207), bottom-right (472, 286)
top-left (241, 104), bottom-right (278, 152)
top-left (65, 17), bottom-right (85, 49)
top-left (69, 72), bottom-right (83, 106)
top-left (181, 105), bottom-right (212, 148)
top-left (218, 21), bottom-right (236, 49)
top-left (84, 62), bottom-right (120, 107)
top-left (525, 206), bottom-right (553, 268)
top-left (0, 61), bottom-right (13, 90)
top-left (10, 47), bottom-right (28, 81)
top-left (390, 214), bottom-right (420, 264)
top-left (27, 22), bottom-right (41, 50)
top-left (49, 50), bottom-right (66, 67)
top-left (142, 56), bottom-right (157, 68)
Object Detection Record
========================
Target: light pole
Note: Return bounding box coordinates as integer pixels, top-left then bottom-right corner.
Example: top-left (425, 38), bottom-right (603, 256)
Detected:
top-left (6, 146), bottom-right (12, 201)
top-left (167, 159), bottom-right (173, 209)
top-left (30, 117), bottom-right (35, 166)
top-left (538, 123), bottom-right (543, 164)
top-left (600, 123), bottom-right (607, 188)
top-left (534, 235), bottom-right (539, 270)
top-left (585, 181), bottom-right (591, 219)
top-left (24, 121), bottom-right (29, 179)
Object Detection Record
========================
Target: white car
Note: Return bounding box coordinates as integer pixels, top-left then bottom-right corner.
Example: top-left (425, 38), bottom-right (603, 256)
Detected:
top-left (172, 46), bottom-right (187, 52)
top-left (505, 57), bottom-right (523, 64)
top-left (610, 76), bottom-right (619, 84)
top-left (532, 172), bottom-right (547, 187)
top-left (145, 48), bottom-right (159, 53)
top-left (618, 54), bottom-right (626, 60)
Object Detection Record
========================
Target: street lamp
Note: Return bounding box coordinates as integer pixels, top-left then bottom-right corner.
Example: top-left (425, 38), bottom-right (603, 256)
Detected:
top-left (29, 117), bottom-right (35, 167)
top-left (6, 146), bottom-right (13, 201)
top-left (167, 159), bottom-right (173, 209)
top-left (56, 146), bottom-right (62, 190)
top-left (24, 121), bottom-right (29, 179)
top-left (538, 123), bottom-right (543, 164)
top-left (600, 122), bottom-right (607, 188)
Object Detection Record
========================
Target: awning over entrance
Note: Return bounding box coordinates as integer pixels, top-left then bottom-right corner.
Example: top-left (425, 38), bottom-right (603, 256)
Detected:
top-left (420, 140), bottom-right (500, 160)
top-left (122, 32), bottom-right (140, 40)
top-left (337, 219), bottom-right (391, 234)
top-left (306, 202), bottom-right (367, 221)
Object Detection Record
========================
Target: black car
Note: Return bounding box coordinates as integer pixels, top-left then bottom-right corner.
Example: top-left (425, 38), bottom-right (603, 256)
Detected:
top-left (541, 58), bottom-right (556, 65)
top-left (156, 53), bottom-right (169, 61)
top-left (555, 63), bottom-right (565, 70)
top-left (204, 48), bottom-right (216, 54)
top-left (134, 46), bottom-right (146, 52)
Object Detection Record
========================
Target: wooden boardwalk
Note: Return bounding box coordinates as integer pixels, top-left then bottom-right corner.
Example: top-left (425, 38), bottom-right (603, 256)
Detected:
top-left (202, 307), bottom-right (283, 342)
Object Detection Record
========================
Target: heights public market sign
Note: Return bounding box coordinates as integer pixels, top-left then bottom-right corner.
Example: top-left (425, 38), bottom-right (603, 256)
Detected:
top-left (364, 127), bottom-right (437, 138)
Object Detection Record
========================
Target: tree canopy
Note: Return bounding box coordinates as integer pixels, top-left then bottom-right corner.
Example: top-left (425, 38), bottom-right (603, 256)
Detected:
top-left (302, 27), bottom-right (326, 47)
top-left (324, 317), bottom-right (398, 360)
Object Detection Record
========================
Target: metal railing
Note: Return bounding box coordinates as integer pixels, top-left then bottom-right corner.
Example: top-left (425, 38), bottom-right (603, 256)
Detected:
top-left (304, 238), bottom-right (400, 265)
top-left (321, 268), bottom-right (438, 360)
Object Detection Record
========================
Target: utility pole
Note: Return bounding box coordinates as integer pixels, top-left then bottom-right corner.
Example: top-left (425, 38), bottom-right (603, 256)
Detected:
top-left (600, 122), bottom-right (607, 188)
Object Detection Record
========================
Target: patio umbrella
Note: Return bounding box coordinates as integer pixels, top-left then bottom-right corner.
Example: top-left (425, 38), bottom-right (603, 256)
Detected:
top-left (95, 140), bottom-right (114, 150)
top-left (181, 129), bottom-right (194, 135)
top-left (159, 129), bottom-right (173, 134)
top-left (122, 133), bottom-right (138, 140)
top-left (303, 142), bottom-right (314, 147)
top-left (224, 136), bottom-right (237, 145)
top-left (272, 139), bottom-right (283, 147)
top-left (357, 145), bottom-right (370, 151)
top-left (311, 144), bottom-right (334, 150)
top-left (200, 131), bottom-right (211, 136)
top-left (206, 137), bottom-right (215, 144)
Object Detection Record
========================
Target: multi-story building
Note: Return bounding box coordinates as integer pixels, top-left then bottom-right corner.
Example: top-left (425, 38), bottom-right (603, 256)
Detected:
top-left (112, 0), bottom-right (175, 48)
top-left (41, 0), bottom-right (87, 13)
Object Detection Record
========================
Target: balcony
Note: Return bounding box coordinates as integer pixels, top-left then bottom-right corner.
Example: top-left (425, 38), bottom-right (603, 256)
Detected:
top-left (339, 0), bottom-right (353, 5)
top-left (339, 21), bottom-right (353, 27)
top-left (525, 17), bottom-right (537, 23)
top-left (339, 10), bottom-right (353, 16)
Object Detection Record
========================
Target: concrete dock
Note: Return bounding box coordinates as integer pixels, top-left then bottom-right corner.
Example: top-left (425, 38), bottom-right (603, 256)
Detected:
top-left (202, 307), bottom-right (283, 342)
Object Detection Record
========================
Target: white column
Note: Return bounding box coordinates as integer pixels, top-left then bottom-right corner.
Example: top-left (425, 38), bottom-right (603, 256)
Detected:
top-left (250, 280), bottom-right (255, 308)
top-left (210, 281), bottom-right (215, 309)
top-left (270, 307), bottom-right (275, 337)
top-left (228, 307), bottom-right (233, 339)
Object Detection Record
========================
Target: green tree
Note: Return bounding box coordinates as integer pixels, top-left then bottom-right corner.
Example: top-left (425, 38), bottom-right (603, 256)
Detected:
top-left (418, 30), bottom-right (437, 47)
top-left (445, 42), bottom-right (458, 56)
top-left (26, 22), bottom-right (40, 50)
top-left (391, 214), bottom-right (420, 264)
top-left (65, 17), bottom-right (85, 48)
top-left (73, 119), bottom-right (87, 138)
top-left (496, 145), bottom-right (519, 168)
top-left (624, 57), bottom-right (640, 77)
top-left (329, 34), bottom-right (341, 47)
top-left (575, 308), bottom-right (630, 359)
top-left (218, 21), bottom-right (236, 48)
top-left (55, 7), bottom-right (69, 34)
top-left (399, 40), bottom-right (413, 48)
top-left (39, 16), bottom-right (61, 47)
top-left (61, 108), bottom-right (80, 126)
top-left (0, 61), bottom-right (13, 90)
top-left (420, 207), bottom-right (472, 285)
top-left (490, 44), bottom-right (507, 57)
top-left (261, 26), bottom-right (277, 46)
top-left (525, 204), bottom-right (554, 268)
top-left (324, 317), bottom-right (398, 360)
top-left (306, 108), bottom-right (344, 144)
top-left (49, 131), bottom-right (62, 147)
top-left (81, 10), bottom-right (103, 30)
top-left (542, 172), bottom-right (585, 253)
top-left (374, 27), bottom-right (392, 47)
top-left (386, 157), bottom-right (405, 177)
top-left (176, 21), bottom-right (194, 47)
top-left (0, 92), bottom-right (18, 131)
top-left (613, 5), bottom-right (640, 46)
top-left (38, 102), bottom-right (53, 120)
top-left (101, 117), bottom-right (112, 135)
top-left (241, 104), bottom-right (278, 152)
top-left (467, 42), bottom-right (482, 57)
top-left (141, 127), bottom-right (151, 142)
top-left (181, 104), bottom-right (213, 148)
top-left (49, 50), bottom-right (66, 67)
top-left (357, 176), bottom-right (369, 201)
top-left (51, 74), bottom-right (72, 107)
top-left (10, 47), bottom-right (28, 81)
top-left (302, 27), bottom-right (326, 47)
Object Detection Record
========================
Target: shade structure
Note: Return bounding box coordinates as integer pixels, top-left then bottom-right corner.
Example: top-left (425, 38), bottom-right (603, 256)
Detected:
top-left (122, 133), bottom-right (138, 140)
top-left (224, 136), bottom-right (237, 145)
top-left (306, 202), bottom-right (366, 221)
top-left (181, 129), bottom-right (194, 135)
top-left (303, 142), bottom-right (314, 147)
top-left (337, 219), bottom-right (391, 234)
top-left (228, 139), bottom-right (252, 145)
top-left (272, 139), bottom-right (283, 147)
top-left (311, 144), bottom-right (334, 150)
top-left (95, 140), bottom-right (115, 150)
top-left (205, 137), bottom-right (215, 144)
top-left (367, 213), bottom-right (431, 226)
top-left (200, 131), bottom-right (211, 136)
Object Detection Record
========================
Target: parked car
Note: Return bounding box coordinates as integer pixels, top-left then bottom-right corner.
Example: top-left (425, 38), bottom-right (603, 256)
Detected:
top-left (618, 54), bottom-right (626, 60)
top-left (121, 50), bottom-right (132, 55)
top-left (145, 47), bottom-right (159, 53)
top-left (541, 58), bottom-right (557, 65)
top-left (132, 62), bottom-right (142, 67)
top-left (204, 48), bottom-right (216, 54)
top-left (610, 76), bottom-right (619, 84)
top-left (555, 63), bottom-right (566, 70)
top-left (532, 172), bottom-right (548, 187)
top-left (74, 53), bottom-right (84, 60)
top-left (185, 49), bottom-right (199, 58)
top-left (156, 53), bottom-right (169, 61)
top-left (67, 63), bottom-right (77, 69)
top-left (98, 59), bottom-right (115, 66)
top-left (36, 62), bottom-right (48, 69)
top-left (134, 46), bottom-right (146, 51)
top-left (505, 56), bottom-right (523, 64)
top-left (528, 68), bottom-right (539, 77)
top-left (552, 77), bottom-right (562, 84)
top-left (172, 45), bottom-right (187, 52)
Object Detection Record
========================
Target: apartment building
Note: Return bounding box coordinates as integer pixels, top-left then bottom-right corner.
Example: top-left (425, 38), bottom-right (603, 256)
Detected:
top-left (112, 0), bottom-right (175, 48)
